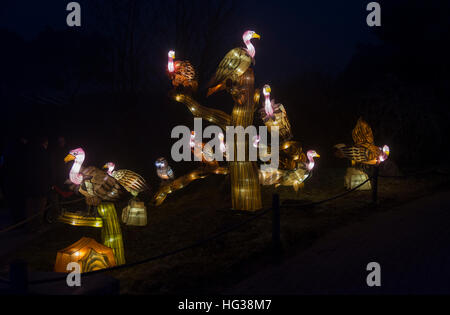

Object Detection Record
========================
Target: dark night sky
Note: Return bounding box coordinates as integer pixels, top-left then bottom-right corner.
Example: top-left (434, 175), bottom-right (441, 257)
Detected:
top-left (0, 0), bottom-right (380, 83)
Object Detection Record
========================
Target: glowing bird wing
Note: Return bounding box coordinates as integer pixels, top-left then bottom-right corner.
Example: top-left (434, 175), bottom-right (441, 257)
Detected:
top-left (338, 145), bottom-right (378, 164)
top-left (113, 169), bottom-right (149, 196)
top-left (208, 48), bottom-right (252, 88)
top-left (175, 61), bottom-right (196, 81)
top-left (82, 166), bottom-right (123, 201)
top-left (352, 117), bottom-right (374, 145)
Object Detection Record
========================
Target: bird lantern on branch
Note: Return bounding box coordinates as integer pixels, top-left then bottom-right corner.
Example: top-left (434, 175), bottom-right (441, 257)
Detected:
top-left (54, 237), bottom-right (116, 273)
top-left (103, 162), bottom-right (149, 227)
top-left (259, 85), bottom-right (293, 142)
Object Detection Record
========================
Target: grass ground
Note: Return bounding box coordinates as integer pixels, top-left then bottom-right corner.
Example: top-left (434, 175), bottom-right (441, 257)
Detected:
top-left (1, 164), bottom-right (449, 294)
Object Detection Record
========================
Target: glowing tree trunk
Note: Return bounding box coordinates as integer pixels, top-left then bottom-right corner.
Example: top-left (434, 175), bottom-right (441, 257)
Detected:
top-left (229, 68), bottom-right (262, 211)
top-left (59, 203), bottom-right (125, 265)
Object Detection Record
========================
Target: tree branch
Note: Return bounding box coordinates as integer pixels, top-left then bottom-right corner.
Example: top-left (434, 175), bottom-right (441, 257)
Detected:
top-left (169, 91), bottom-right (231, 130)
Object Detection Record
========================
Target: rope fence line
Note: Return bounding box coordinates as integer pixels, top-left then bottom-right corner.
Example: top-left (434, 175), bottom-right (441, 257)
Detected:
top-left (282, 177), bottom-right (372, 209)
top-left (1, 168), bottom-right (450, 287)
top-left (378, 168), bottom-right (442, 179)
top-left (0, 198), bottom-right (85, 234)
top-left (15, 174), bottom-right (375, 285)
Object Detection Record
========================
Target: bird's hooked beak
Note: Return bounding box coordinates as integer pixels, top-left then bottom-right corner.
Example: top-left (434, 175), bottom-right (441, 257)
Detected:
top-left (315, 153), bottom-right (321, 158)
top-left (265, 86), bottom-right (271, 93)
top-left (252, 33), bottom-right (261, 39)
top-left (102, 164), bottom-right (108, 170)
top-left (64, 154), bottom-right (75, 163)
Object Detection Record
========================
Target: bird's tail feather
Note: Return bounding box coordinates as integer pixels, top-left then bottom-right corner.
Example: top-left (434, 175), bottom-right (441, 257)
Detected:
top-left (207, 83), bottom-right (224, 97)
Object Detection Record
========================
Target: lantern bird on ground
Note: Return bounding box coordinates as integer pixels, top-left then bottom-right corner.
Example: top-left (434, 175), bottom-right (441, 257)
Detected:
top-left (155, 157), bottom-right (174, 181)
top-left (64, 148), bottom-right (123, 213)
top-left (282, 149), bottom-right (320, 191)
top-left (334, 117), bottom-right (390, 166)
top-left (207, 30), bottom-right (260, 97)
top-left (167, 50), bottom-right (198, 92)
top-left (260, 150), bottom-right (320, 192)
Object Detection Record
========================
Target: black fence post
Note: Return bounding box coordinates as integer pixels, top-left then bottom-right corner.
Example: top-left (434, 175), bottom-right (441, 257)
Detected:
top-left (10, 260), bottom-right (28, 295)
top-left (272, 194), bottom-right (282, 261)
top-left (372, 165), bottom-right (380, 205)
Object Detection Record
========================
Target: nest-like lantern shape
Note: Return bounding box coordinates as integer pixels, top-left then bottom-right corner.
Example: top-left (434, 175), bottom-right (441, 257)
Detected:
top-left (54, 237), bottom-right (116, 273)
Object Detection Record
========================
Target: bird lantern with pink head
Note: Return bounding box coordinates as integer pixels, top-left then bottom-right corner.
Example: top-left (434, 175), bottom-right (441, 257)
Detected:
top-left (61, 148), bottom-right (126, 265)
top-left (259, 84), bottom-right (293, 142)
top-left (334, 118), bottom-right (390, 190)
top-left (167, 50), bottom-right (198, 92)
top-left (334, 118), bottom-right (390, 166)
top-left (103, 162), bottom-right (149, 227)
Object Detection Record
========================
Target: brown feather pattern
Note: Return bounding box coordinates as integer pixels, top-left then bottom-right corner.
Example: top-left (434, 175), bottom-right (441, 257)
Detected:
top-left (111, 169), bottom-right (149, 197)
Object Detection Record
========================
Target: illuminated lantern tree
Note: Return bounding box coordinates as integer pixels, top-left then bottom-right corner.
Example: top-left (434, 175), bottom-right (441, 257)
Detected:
top-left (163, 30), bottom-right (263, 211)
top-left (157, 30), bottom-right (320, 211)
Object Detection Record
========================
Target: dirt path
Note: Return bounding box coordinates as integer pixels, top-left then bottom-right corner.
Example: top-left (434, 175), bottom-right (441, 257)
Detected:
top-left (229, 189), bottom-right (450, 294)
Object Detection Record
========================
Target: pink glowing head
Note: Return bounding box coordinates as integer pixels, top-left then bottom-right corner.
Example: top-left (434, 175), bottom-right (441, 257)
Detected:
top-left (379, 145), bottom-right (390, 162)
top-left (243, 30), bottom-right (260, 42)
top-left (103, 162), bottom-right (115, 175)
top-left (242, 30), bottom-right (260, 59)
top-left (67, 148), bottom-right (85, 160)
top-left (218, 133), bottom-right (227, 152)
top-left (190, 131), bottom-right (196, 148)
top-left (262, 84), bottom-right (274, 117)
top-left (168, 50), bottom-right (175, 73)
top-left (65, 148), bottom-right (85, 185)
top-left (252, 135), bottom-right (260, 148)
top-left (306, 150), bottom-right (320, 171)
top-left (263, 84), bottom-right (271, 97)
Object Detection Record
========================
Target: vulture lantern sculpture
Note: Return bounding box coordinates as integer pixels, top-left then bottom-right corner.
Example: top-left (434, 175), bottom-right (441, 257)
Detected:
top-left (259, 142), bottom-right (320, 192)
top-left (60, 148), bottom-right (125, 265)
top-left (207, 30), bottom-right (260, 97)
top-left (334, 117), bottom-right (390, 190)
top-left (167, 50), bottom-right (198, 92)
top-left (104, 162), bottom-right (149, 226)
top-left (259, 84), bottom-right (293, 141)
top-left (104, 162), bottom-right (149, 198)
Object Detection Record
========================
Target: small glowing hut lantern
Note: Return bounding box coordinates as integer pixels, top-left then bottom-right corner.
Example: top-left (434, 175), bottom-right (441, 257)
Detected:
top-left (344, 167), bottom-right (371, 191)
top-left (54, 237), bottom-right (116, 273)
top-left (122, 199), bottom-right (147, 226)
